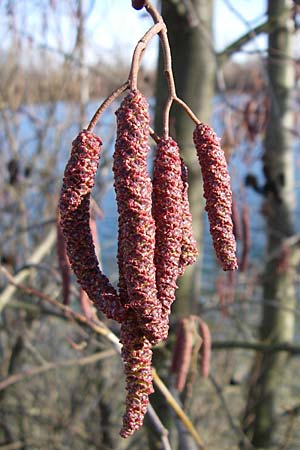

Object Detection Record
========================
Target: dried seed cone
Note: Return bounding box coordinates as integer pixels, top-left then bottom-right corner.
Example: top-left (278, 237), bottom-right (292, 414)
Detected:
top-left (120, 315), bottom-right (154, 438)
top-left (113, 90), bottom-right (163, 344)
top-left (152, 138), bottom-right (183, 338)
top-left (193, 123), bottom-right (238, 271)
top-left (59, 130), bottom-right (125, 322)
top-left (178, 159), bottom-right (198, 275)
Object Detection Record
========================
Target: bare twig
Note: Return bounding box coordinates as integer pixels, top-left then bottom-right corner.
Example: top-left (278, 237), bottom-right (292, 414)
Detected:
top-left (147, 404), bottom-right (173, 450)
top-left (1, 269), bottom-right (199, 450)
top-left (0, 227), bottom-right (57, 313)
top-left (145, 1), bottom-right (200, 137)
top-left (152, 369), bottom-right (206, 449)
top-left (87, 81), bottom-right (129, 132)
top-left (0, 350), bottom-right (115, 392)
top-left (129, 22), bottom-right (165, 90)
top-left (209, 374), bottom-right (253, 449)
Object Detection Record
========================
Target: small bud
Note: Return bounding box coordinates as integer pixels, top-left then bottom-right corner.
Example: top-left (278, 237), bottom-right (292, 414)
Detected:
top-left (132, 0), bottom-right (146, 10)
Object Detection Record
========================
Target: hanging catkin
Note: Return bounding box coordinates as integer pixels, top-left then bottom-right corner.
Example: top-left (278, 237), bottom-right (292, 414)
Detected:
top-left (56, 212), bottom-right (71, 305)
top-left (120, 315), bottom-right (154, 438)
top-left (193, 123), bottom-right (238, 271)
top-left (113, 90), bottom-right (163, 344)
top-left (59, 130), bottom-right (125, 322)
top-left (152, 137), bottom-right (183, 338)
top-left (178, 159), bottom-right (198, 275)
top-left (171, 318), bottom-right (194, 392)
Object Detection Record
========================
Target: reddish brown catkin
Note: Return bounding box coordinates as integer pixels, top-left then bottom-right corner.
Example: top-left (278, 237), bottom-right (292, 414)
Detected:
top-left (231, 195), bottom-right (242, 241)
top-left (197, 318), bottom-right (211, 378)
top-left (193, 123), bottom-right (238, 271)
top-left (178, 159), bottom-right (198, 275)
top-left (171, 318), bottom-right (193, 392)
top-left (152, 137), bottom-right (183, 338)
top-left (79, 211), bottom-right (99, 321)
top-left (239, 204), bottom-right (251, 272)
top-left (59, 130), bottom-right (125, 323)
top-left (56, 213), bottom-right (71, 305)
top-left (113, 90), bottom-right (163, 344)
top-left (120, 315), bottom-right (154, 438)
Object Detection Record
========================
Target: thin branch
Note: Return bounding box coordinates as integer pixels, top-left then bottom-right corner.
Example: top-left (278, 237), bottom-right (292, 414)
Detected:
top-left (0, 227), bottom-right (57, 313)
top-left (1, 269), bottom-right (196, 450)
top-left (129, 22), bottom-right (164, 91)
top-left (87, 81), bottom-right (129, 132)
top-left (147, 404), bottom-right (173, 450)
top-left (217, 21), bottom-right (269, 64)
top-left (212, 341), bottom-right (300, 354)
top-left (209, 374), bottom-right (253, 450)
top-left (145, 1), bottom-right (200, 138)
top-left (0, 350), bottom-right (115, 392)
top-left (152, 369), bottom-right (206, 449)
top-left (0, 442), bottom-right (24, 450)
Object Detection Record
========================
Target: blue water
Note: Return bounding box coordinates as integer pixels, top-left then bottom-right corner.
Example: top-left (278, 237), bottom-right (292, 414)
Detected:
top-left (2, 97), bottom-right (299, 295)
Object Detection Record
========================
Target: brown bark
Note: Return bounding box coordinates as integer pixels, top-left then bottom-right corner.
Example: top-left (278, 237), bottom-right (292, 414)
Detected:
top-left (243, 1), bottom-right (297, 447)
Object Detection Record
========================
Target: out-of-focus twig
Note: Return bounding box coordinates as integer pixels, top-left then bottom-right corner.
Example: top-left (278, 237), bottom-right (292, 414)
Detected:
top-left (0, 349), bottom-right (115, 392)
top-left (0, 227), bottom-right (57, 313)
top-left (152, 368), bottom-right (206, 449)
top-left (0, 268), bottom-right (201, 450)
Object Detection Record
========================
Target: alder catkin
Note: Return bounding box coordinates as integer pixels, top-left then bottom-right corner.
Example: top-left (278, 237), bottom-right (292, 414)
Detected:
top-left (239, 204), bottom-right (251, 272)
top-left (171, 318), bottom-right (193, 392)
top-left (197, 318), bottom-right (211, 378)
top-left (120, 315), bottom-right (154, 438)
top-left (56, 213), bottom-right (71, 305)
top-left (113, 90), bottom-right (163, 344)
top-left (178, 159), bottom-right (198, 275)
top-left (193, 123), bottom-right (238, 271)
top-left (152, 137), bottom-right (183, 338)
top-left (59, 130), bottom-right (125, 323)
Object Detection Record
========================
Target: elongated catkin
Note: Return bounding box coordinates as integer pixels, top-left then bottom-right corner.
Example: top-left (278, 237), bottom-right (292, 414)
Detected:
top-left (59, 130), bottom-right (125, 322)
top-left (113, 90), bottom-right (163, 344)
top-left (193, 123), bottom-right (238, 271)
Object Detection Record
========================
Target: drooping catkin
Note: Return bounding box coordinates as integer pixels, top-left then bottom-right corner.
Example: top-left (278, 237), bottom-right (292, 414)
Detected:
top-left (178, 159), bottom-right (198, 275)
top-left (197, 318), bottom-right (211, 378)
top-left (193, 123), bottom-right (238, 271)
top-left (120, 315), bottom-right (154, 438)
top-left (239, 204), bottom-right (250, 272)
top-left (56, 213), bottom-right (71, 305)
top-left (231, 195), bottom-right (242, 241)
top-left (113, 90), bottom-right (163, 344)
top-left (152, 137), bottom-right (183, 338)
top-left (59, 130), bottom-right (125, 323)
top-left (171, 318), bottom-right (193, 392)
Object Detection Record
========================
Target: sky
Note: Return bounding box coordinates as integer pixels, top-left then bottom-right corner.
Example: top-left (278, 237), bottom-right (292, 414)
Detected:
top-left (85, 0), bottom-right (268, 65)
top-left (0, 0), bottom-right (268, 66)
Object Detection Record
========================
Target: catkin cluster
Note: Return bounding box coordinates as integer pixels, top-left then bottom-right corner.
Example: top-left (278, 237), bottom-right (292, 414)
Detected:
top-left (59, 89), bottom-right (237, 438)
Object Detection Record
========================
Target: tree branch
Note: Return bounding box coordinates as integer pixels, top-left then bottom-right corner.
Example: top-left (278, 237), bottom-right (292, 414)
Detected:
top-left (0, 349), bottom-right (115, 392)
top-left (0, 227), bottom-right (57, 313)
top-left (212, 341), bottom-right (300, 354)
